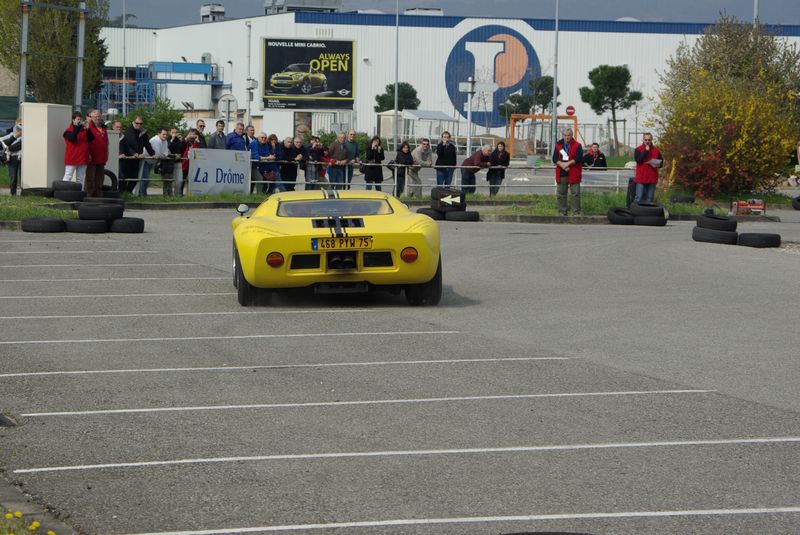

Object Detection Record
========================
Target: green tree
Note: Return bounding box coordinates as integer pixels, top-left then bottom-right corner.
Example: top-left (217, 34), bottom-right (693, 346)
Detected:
top-left (119, 97), bottom-right (185, 134)
top-left (0, 0), bottom-right (109, 107)
top-left (656, 16), bottom-right (800, 196)
top-left (579, 65), bottom-right (642, 155)
top-left (374, 82), bottom-right (420, 113)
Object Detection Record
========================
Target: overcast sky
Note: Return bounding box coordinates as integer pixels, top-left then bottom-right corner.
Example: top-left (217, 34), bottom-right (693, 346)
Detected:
top-left (107, 0), bottom-right (800, 27)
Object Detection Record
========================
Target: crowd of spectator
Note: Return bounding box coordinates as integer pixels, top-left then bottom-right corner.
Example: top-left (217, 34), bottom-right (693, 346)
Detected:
top-left (9, 112), bottom-right (632, 201)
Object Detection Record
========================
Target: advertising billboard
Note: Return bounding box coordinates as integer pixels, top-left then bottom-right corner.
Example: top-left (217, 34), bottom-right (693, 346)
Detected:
top-left (262, 39), bottom-right (354, 110)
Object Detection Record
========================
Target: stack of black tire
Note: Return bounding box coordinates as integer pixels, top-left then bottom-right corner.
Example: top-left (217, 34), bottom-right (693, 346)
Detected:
top-left (416, 186), bottom-right (480, 222)
top-left (21, 197), bottom-right (144, 234)
top-left (607, 202), bottom-right (668, 226)
top-left (691, 213), bottom-right (781, 248)
top-left (21, 181), bottom-right (121, 201)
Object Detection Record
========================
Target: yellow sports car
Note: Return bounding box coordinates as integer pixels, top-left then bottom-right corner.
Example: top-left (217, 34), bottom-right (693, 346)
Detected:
top-left (231, 190), bottom-right (442, 306)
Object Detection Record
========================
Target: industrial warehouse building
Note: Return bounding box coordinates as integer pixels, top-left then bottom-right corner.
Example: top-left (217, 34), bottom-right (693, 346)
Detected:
top-left (98, 4), bottom-right (800, 151)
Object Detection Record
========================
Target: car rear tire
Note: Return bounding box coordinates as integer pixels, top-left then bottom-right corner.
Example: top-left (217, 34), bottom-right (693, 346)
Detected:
top-left (405, 256), bottom-right (442, 306)
top-left (232, 240), bottom-right (238, 289)
top-left (235, 247), bottom-right (269, 306)
top-left (737, 233), bottom-right (781, 248)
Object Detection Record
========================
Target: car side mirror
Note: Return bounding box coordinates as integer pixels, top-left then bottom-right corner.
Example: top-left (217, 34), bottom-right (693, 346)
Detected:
top-left (236, 204), bottom-right (250, 216)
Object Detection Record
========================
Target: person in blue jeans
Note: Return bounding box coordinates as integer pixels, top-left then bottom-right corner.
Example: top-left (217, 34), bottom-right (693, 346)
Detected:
top-left (344, 129), bottom-right (359, 190)
top-left (327, 132), bottom-right (349, 189)
top-left (434, 131), bottom-right (457, 186)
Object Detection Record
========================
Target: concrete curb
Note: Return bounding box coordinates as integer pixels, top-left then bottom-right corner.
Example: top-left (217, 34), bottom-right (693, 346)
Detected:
top-left (0, 476), bottom-right (77, 534)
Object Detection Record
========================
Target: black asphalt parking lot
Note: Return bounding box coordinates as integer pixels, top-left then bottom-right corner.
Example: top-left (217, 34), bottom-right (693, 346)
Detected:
top-left (1, 208), bottom-right (800, 534)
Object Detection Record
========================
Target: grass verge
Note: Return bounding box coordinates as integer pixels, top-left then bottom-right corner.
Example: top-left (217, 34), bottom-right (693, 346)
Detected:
top-left (0, 196), bottom-right (75, 221)
top-left (492, 192), bottom-right (709, 216)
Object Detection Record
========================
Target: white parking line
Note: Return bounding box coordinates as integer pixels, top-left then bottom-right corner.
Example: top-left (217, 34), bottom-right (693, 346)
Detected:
top-left (0, 292), bottom-right (235, 300)
top-left (1, 277), bottom-right (228, 282)
top-left (117, 507), bottom-right (800, 534)
top-left (0, 250), bottom-right (158, 254)
top-left (0, 239), bottom-right (115, 243)
top-left (0, 309), bottom-right (370, 320)
top-left (0, 263), bottom-right (195, 268)
top-left (14, 437), bottom-right (800, 474)
top-left (0, 330), bottom-right (460, 345)
top-left (21, 390), bottom-right (713, 417)
top-left (0, 357), bottom-right (566, 378)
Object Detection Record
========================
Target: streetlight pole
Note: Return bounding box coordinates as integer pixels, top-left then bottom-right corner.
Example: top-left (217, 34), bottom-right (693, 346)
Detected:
top-left (753, 0), bottom-right (759, 27)
top-left (18, 1), bottom-right (30, 111)
top-left (122, 0), bottom-right (127, 116)
top-left (466, 76), bottom-right (476, 155)
top-left (550, 0), bottom-right (559, 153)
top-left (393, 0), bottom-right (399, 152)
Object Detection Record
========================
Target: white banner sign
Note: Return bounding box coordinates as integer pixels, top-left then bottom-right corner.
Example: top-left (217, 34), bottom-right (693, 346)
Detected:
top-left (187, 148), bottom-right (251, 195)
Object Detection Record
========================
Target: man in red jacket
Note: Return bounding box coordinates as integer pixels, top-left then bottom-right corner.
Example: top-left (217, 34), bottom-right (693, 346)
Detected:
top-left (552, 128), bottom-right (583, 216)
top-left (85, 109), bottom-right (108, 197)
top-left (62, 111), bottom-right (94, 185)
top-left (633, 132), bottom-right (662, 203)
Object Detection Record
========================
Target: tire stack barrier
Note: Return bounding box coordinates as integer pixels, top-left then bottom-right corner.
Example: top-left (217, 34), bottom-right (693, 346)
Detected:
top-left (51, 181), bottom-right (85, 202)
top-left (416, 186), bottom-right (480, 222)
top-left (792, 196), bottom-right (800, 211)
top-left (21, 198), bottom-right (144, 234)
top-left (691, 213), bottom-right (780, 248)
top-left (608, 202), bottom-right (667, 226)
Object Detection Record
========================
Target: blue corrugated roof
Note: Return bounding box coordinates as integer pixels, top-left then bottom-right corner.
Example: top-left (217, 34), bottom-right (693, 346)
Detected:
top-left (295, 12), bottom-right (800, 37)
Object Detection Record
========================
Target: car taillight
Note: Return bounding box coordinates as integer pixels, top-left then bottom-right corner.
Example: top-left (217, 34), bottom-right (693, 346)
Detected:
top-left (400, 247), bottom-right (418, 263)
top-left (266, 252), bottom-right (284, 267)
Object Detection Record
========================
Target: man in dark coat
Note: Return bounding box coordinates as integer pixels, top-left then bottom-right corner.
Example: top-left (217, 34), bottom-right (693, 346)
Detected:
top-left (119, 116), bottom-right (154, 193)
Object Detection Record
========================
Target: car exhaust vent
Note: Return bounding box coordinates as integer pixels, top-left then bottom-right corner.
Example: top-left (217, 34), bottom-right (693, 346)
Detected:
top-left (290, 254), bottom-right (320, 269)
top-left (312, 218), bottom-right (365, 228)
top-left (363, 252), bottom-right (393, 267)
top-left (327, 251), bottom-right (357, 270)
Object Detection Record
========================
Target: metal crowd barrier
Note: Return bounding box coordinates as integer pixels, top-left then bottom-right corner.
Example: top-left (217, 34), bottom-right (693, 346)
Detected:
top-left (115, 154), bottom-right (634, 197)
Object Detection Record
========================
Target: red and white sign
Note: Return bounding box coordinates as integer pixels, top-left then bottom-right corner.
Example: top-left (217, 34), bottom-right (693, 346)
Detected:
top-left (565, 105), bottom-right (575, 116)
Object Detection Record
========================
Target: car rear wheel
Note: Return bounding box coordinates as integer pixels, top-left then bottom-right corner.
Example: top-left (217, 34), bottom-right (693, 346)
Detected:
top-left (232, 240), bottom-right (238, 289)
top-left (405, 256), bottom-right (442, 306)
top-left (322, 79), bottom-right (328, 91)
top-left (235, 247), bottom-right (268, 306)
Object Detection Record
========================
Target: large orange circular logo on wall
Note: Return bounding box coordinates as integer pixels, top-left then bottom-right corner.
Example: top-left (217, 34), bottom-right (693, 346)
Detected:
top-left (489, 34), bottom-right (529, 88)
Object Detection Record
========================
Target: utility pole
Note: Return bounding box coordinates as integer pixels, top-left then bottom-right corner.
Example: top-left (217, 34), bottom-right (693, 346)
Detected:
top-left (465, 76), bottom-right (476, 155)
top-left (122, 0), bottom-right (128, 115)
top-left (393, 0), bottom-right (399, 151)
top-left (18, 1), bottom-right (30, 110)
top-left (74, 2), bottom-right (86, 109)
top-left (550, 0), bottom-right (559, 153)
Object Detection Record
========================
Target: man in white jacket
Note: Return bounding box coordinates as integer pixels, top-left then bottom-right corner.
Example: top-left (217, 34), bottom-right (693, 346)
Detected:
top-left (140, 128), bottom-right (170, 196)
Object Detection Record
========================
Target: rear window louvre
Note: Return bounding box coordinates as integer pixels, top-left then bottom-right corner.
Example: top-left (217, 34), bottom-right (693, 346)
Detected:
top-left (312, 218), bottom-right (364, 228)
